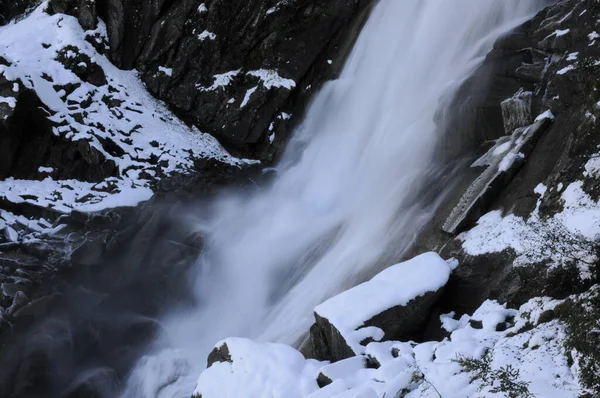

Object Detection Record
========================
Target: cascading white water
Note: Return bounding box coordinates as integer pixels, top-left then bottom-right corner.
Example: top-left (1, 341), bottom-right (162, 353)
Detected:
top-left (124, 1), bottom-right (549, 397)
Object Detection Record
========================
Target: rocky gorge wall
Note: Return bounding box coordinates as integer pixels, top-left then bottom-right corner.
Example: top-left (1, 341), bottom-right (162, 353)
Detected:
top-left (414, 0), bottom-right (600, 312)
top-left (0, 0), bottom-right (600, 397)
top-left (49, 0), bottom-right (374, 159)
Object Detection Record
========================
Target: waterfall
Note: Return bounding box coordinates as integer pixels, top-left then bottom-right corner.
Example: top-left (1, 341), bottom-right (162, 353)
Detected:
top-left (124, 1), bottom-right (549, 396)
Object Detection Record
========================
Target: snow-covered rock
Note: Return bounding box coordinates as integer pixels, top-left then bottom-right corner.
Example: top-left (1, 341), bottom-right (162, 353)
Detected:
top-left (443, 114), bottom-right (553, 234)
top-left (193, 338), bottom-right (323, 398)
top-left (310, 252), bottom-right (453, 361)
top-left (0, 5), bottom-right (253, 221)
top-left (193, 295), bottom-right (582, 398)
top-left (2, 225), bottom-right (18, 242)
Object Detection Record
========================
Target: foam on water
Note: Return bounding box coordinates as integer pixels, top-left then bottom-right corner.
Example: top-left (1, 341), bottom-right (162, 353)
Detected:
top-left (123, 1), bottom-right (549, 396)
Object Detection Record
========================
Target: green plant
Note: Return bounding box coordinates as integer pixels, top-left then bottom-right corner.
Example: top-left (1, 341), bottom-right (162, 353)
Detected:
top-left (455, 350), bottom-right (492, 384)
top-left (454, 351), bottom-right (534, 398)
top-left (489, 364), bottom-right (535, 398)
top-left (528, 220), bottom-right (600, 284)
top-left (553, 287), bottom-right (600, 394)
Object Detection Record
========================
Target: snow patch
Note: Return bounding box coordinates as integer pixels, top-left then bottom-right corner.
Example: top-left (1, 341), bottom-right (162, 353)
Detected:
top-left (557, 65), bottom-right (575, 75)
top-left (556, 181), bottom-right (600, 239)
top-left (0, 96), bottom-right (16, 108)
top-left (240, 86), bottom-right (258, 108)
top-left (584, 155), bottom-right (600, 177)
top-left (0, 177), bottom-right (153, 214)
top-left (498, 151), bottom-right (524, 172)
top-left (158, 66), bottom-right (173, 77)
top-left (460, 176), bottom-right (600, 278)
top-left (197, 70), bottom-right (241, 91)
top-left (198, 30), bottom-right (216, 41)
top-left (266, 0), bottom-right (292, 15)
top-left (535, 109), bottom-right (555, 122)
top-left (247, 69), bottom-right (296, 90)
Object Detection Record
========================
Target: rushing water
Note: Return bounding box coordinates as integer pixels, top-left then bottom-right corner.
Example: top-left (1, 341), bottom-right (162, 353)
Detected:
top-left (124, 1), bottom-right (549, 396)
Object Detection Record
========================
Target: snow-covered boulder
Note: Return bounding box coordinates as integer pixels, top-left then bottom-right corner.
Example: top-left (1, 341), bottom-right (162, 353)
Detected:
top-left (193, 338), bottom-right (323, 398)
top-left (310, 252), bottom-right (454, 361)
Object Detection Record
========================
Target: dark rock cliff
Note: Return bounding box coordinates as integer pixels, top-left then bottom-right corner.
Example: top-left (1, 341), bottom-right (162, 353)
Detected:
top-left (0, 0), bottom-right (37, 25)
top-left (49, 0), bottom-right (374, 159)
top-left (424, 0), bottom-right (600, 310)
top-left (400, 7), bottom-right (600, 390)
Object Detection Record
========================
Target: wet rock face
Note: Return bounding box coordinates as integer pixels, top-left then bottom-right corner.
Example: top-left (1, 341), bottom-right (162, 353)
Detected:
top-left (423, 0), bottom-right (600, 318)
top-left (50, 0), bottom-right (374, 158)
top-left (0, 0), bottom-right (37, 25)
top-left (49, 0), bottom-right (98, 30)
top-left (436, 0), bottom-right (559, 162)
top-left (473, 0), bottom-right (600, 229)
top-left (0, 72), bottom-right (117, 183)
top-left (0, 1), bottom-right (325, 392)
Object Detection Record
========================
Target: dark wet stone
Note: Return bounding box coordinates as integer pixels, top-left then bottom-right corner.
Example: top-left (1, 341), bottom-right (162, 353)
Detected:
top-left (469, 320), bottom-right (483, 329)
top-left (0, 252), bottom-right (42, 270)
top-left (1, 283), bottom-right (31, 298)
top-left (207, 342), bottom-right (232, 368)
top-left (13, 293), bottom-right (61, 318)
top-left (0, 0), bottom-right (35, 26)
top-left (70, 231), bottom-right (110, 267)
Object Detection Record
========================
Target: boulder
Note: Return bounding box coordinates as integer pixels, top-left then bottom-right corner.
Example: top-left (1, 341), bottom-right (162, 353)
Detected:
top-left (1, 283), bottom-right (31, 299)
top-left (195, 338), bottom-right (316, 398)
top-left (3, 225), bottom-right (18, 242)
top-left (49, 0), bottom-right (98, 30)
top-left (206, 341), bottom-right (232, 368)
top-left (12, 293), bottom-right (61, 318)
top-left (55, 45), bottom-right (107, 86)
top-left (310, 252), bottom-right (453, 362)
top-left (315, 356), bottom-right (366, 388)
